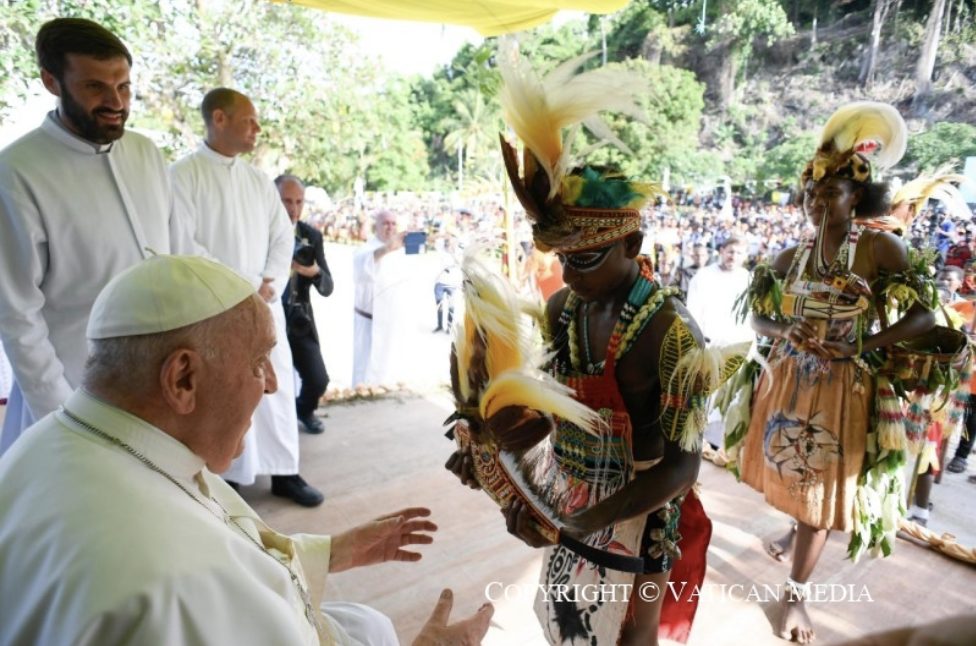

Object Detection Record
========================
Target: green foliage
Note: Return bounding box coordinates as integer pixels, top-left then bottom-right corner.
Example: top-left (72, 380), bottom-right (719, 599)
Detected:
top-left (0, 0), bottom-right (431, 195)
top-left (710, 0), bottom-right (794, 87)
top-left (603, 2), bottom-right (667, 60)
top-left (2, 0), bottom-right (971, 197)
top-left (409, 40), bottom-right (504, 187)
top-left (515, 20), bottom-right (591, 67)
top-left (940, 16), bottom-right (976, 65)
top-left (905, 122), bottom-right (976, 172)
top-left (759, 132), bottom-right (817, 184)
top-left (894, 15), bottom-right (926, 48)
top-left (712, 0), bottom-right (795, 47)
top-left (440, 87), bottom-right (503, 188)
top-left (582, 59), bottom-right (706, 185)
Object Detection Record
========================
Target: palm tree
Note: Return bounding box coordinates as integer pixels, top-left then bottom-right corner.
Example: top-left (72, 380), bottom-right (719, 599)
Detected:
top-left (442, 89), bottom-right (500, 192)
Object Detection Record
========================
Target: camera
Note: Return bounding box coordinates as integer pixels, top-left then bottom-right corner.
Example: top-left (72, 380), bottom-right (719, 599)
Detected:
top-left (286, 300), bottom-right (314, 336)
top-left (293, 243), bottom-right (316, 267)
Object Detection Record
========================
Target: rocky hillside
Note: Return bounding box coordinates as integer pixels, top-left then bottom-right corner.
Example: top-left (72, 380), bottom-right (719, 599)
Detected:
top-left (677, 7), bottom-right (976, 163)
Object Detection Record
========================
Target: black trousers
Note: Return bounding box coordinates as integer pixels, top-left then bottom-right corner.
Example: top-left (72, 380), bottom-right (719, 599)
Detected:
top-left (954, 394), bottom-right (976, 459)
top-left (288, 330), bottom-right (329, 418)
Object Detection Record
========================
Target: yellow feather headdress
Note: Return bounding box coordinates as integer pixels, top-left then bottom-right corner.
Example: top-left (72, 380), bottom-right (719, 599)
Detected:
top-left (801, 101), bottom-right (907, 186)
top-left (453, 248), bottom-right (602, 434)
top-left (859, 170), bottom-right (973, 234)
top-left (893, 171), bottom-right (972, 219)
top-left (497, 42), bottom-right (665, 252)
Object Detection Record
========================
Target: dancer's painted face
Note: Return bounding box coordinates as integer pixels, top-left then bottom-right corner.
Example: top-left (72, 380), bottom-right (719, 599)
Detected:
top-left (555, 243), bottom-right (617, 273)
top-left (559, 236), bottom-right (640, 303)
top-left (803, 177), bottom-right (861, 228)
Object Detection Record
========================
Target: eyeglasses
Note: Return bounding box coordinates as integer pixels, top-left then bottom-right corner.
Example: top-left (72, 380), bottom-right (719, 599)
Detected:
top-left (555, 243), bottom-right (617, 272)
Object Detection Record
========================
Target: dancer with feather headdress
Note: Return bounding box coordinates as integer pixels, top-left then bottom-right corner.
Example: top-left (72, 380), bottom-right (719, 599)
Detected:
top-left (724, 102), bottom-right (938, 644)
top-left (445, 44), bottom-right (743, 645)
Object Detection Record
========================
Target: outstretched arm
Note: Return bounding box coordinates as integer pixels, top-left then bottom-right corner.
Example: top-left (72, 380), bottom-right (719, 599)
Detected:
top-left (328, 507), bottom-right (437, 573)
top-left (412, 589), bottom-right (493, 646)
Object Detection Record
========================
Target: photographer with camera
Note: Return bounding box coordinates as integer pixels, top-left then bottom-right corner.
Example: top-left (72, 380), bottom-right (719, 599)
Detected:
top-left (277, 175), bottom-right (334, 435)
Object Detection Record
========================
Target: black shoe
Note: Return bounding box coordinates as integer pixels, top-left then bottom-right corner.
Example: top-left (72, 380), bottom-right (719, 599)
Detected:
top-left (298, 413), bottom-right (324, 434)
top-left (947, 456), bottom-right (968, 473)
top-left (908, 515), bottom-right (929, 528)
top-left (433, 326), bottom-right (444, 333)
top-left (271, 474), bottom-right (324, 507)
top-left (225, 479), bottom-right (240, 492)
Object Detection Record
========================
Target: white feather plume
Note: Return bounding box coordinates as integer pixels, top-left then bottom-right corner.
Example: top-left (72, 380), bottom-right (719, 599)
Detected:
top-left (818, 101), bottom-right (908, 173)
top-left (497, 41), bottom-right (650, 200)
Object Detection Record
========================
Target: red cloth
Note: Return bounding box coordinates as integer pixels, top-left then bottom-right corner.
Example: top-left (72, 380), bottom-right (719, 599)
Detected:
top-left (659, 490), bottom-right (712, 643)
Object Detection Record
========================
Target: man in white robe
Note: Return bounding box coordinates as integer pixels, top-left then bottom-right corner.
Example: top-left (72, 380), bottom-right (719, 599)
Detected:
top-left (0, 254), bottom-right (493, 646)
top-left (171, 88), bottom-right (322, 507)
top-left (0, 18), bottom-right (198, 454)
top-left (685, 236), bottom-right (753, 448)
top-left (685, 236), bottom-right (753, 347)
top-left (351, 210), bottom-right (406, 386)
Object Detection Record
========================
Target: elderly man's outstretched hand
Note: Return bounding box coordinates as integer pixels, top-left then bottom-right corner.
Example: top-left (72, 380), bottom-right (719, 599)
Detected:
top-left (329, 507), bottom-right (437, 573)
top-left (412, 588), bottom-right (493, 645)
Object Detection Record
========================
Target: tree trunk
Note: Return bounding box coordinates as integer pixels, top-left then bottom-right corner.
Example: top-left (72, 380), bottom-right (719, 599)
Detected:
top-left (915, 0), bottom-right (948, 97)
top-left (718, 42), bottom-right (737, 112)
top-left (810, 5), bottom-right (818, 51)
top-left (642, 32), bottom-right (664, 66)
top-left (954, 0), bottom-right (967, 34)
top-left (858, 0), bottom-right (894, 88)
top-left (457, 142), bottom-right (464, 192)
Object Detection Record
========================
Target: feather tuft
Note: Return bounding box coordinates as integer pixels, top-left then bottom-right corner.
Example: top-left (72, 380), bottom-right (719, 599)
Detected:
top-left (818, 102), bottom-right (907, 174)
top-left (497, 40), bottom-right (650, 206)
top-left (891, 171), bottom-right (973, 230)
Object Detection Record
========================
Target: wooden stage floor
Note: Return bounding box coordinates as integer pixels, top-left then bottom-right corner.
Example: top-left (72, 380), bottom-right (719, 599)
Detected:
top-left (228, 391), bottom-right (975, 645)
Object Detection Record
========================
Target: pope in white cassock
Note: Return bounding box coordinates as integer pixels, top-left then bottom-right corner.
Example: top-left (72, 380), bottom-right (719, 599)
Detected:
top-left (170, 88), bottom-right (323, 507)
top-left (0, 18), bottom-right (198, 455)
top-left (0, 254), bottom-right (494, 646)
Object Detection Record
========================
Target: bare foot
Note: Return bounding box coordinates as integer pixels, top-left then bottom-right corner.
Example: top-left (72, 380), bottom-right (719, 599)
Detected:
top-left (766, 524), bottom-right (797, 562)
top-left (776, 597), bottom-right (816, 643)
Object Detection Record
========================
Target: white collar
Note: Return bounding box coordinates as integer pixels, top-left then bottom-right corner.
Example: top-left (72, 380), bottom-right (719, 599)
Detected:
top-left (59, 389), bottom-right (207, 481)
top-left (42, 111), bottom-right (114, 154)
top-left (197, 141), bottom-right (238, 167)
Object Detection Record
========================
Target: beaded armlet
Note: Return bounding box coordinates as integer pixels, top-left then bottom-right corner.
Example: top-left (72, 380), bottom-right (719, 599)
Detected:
top-left (873, 248), bottom-right (939, 317)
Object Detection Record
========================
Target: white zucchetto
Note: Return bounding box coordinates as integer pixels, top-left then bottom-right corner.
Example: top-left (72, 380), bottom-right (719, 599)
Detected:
top-left (87, 255), bottom-right (255, 340)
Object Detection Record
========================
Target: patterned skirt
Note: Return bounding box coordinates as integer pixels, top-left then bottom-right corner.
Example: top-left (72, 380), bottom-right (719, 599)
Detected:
top-left (740, 346), bottom-right (872, 531)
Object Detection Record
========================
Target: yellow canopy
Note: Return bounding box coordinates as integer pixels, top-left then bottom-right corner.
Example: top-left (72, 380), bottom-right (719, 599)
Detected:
top-left (272, 0), bottom-right (629, 36)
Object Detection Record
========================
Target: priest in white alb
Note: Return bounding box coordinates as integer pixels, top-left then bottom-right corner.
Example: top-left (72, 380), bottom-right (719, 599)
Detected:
top-left (171, 88), bottom-right (322, 507)
top-left (351, 209), bottom-right (409, 387)
top-left (0, 18), bottom-right (198, 455)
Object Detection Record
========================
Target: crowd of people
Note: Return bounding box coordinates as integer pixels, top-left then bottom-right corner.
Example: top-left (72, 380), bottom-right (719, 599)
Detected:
top-left (1, 15), bottom-right (975, 646)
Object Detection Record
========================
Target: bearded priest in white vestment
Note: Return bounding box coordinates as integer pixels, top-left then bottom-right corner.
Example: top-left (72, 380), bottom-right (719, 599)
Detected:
top-left (0, 18), bottom-right (199, 455)
top-left (171, 88), bottom-right (322, 507)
